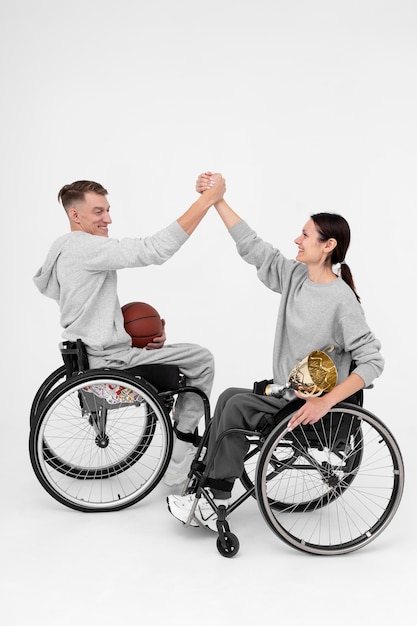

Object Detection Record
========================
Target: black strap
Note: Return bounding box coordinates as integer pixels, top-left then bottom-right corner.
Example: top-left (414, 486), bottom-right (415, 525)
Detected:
top-left (205, 477), bottom-right (235, 493)
top-left (173, 423), bottom-right (201, 446)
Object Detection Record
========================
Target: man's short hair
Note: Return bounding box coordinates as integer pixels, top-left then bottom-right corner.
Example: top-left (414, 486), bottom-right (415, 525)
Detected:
top-left (58, 180), bottom-right (108, 211)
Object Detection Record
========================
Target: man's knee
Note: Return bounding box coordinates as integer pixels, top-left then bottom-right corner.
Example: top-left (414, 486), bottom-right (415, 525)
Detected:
top-left (185, 344), bottom-right (214, 373)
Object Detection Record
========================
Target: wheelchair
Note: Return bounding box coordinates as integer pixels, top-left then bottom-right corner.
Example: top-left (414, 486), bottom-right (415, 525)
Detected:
top-left (29, 341), bottom-right (404, 559)
top-left (29, 339), bottom-right (210, 512)
top-left (179, 387), bottom-right (405, 558)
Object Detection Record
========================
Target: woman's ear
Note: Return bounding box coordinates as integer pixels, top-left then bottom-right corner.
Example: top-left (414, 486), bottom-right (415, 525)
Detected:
top-left (324, 237), bottom-right (337, 253)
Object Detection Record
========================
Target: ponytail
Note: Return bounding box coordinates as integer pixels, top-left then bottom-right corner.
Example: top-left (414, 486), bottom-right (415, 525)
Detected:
top-left (340, 262), bottom-right (360, 303)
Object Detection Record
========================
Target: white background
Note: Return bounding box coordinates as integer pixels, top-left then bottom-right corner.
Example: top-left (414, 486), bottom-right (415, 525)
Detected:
top-left (1, 1), bottom-right (416, 624)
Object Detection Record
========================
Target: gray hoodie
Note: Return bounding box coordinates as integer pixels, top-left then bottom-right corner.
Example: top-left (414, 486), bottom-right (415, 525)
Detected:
top-left (229, 221), bottom-right (384, 388)
top-left (33, 221), bottom-right (188, 358)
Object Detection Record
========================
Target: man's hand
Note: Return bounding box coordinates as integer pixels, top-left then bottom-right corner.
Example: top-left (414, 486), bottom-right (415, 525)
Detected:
top-left (145, 319), bottom-right (166, 350)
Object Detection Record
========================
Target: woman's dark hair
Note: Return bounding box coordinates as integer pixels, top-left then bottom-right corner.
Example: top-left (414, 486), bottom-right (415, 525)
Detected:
top-left (311, 212), bottom-right (361, 303)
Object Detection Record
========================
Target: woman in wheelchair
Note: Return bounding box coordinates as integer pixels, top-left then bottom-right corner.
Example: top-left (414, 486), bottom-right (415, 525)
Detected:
top-left (167, 174), bottom-right (384, 532)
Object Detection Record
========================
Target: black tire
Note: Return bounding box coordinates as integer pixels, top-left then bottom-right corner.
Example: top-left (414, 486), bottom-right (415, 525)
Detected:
top-left (255, 403), bottom-right (404, 555)
top-left (216, 532), bottom-right (240, 558)
top-left (29, 370), bottom-right (173, 512)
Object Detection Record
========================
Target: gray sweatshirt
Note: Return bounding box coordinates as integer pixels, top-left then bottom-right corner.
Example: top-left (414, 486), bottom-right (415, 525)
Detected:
top-left (229, 221), bottom-right (384, 388)
top-left (33, 221), bottom-right (188, 358)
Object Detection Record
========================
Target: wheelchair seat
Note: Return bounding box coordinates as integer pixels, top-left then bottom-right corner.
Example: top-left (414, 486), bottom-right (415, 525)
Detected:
top-left (60, 339), bottom-right (183, 392)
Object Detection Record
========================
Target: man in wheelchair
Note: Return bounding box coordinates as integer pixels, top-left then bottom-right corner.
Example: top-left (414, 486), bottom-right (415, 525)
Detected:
top-left (33, 177), bottom-right (225, 487)
top-left (167, 173), bottom-right (384, 530)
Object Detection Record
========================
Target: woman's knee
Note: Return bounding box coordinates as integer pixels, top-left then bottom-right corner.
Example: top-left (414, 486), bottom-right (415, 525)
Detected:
top-left (217, 392), bottom-right (255, 430)
top-left (221, 390), bottom-right (277, 432)
top-left (215, 387), bottom-right (248, 413)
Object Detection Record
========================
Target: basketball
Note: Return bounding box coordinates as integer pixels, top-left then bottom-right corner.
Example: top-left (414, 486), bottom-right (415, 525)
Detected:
top-left (121, 302), bottom-right (164, 348)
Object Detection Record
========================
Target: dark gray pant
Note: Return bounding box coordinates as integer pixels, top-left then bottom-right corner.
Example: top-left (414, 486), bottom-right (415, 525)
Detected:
top-left (207, 387), bottom-right (291, 498)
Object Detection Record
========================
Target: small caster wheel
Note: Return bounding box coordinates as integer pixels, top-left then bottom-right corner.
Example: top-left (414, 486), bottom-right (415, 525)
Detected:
top-left (216, 532), bottom-right (240, 558)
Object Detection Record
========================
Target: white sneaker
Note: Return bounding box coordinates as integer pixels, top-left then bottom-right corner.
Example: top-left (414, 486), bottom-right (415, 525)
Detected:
top-left (167, 493), bottom-right (219, 531)
top-left (163, 441), bottom-right (195, 487)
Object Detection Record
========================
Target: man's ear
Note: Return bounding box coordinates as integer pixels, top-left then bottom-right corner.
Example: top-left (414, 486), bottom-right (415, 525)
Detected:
top-left (68, 206), bottom-right (81, 224)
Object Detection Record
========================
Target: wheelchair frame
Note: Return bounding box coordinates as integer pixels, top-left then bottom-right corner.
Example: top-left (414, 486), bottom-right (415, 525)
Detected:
top-left (29, 340), bottom-right (405, 558)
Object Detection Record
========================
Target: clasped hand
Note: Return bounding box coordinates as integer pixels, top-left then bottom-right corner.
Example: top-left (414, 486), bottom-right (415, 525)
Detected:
top-left (196, 171), bottom-right (222, 195)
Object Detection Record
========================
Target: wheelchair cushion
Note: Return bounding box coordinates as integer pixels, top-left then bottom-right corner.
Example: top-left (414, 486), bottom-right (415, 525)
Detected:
top-left (61, 340), bottom-right (182, 392)
top-left (125, 364), bottom-right (182, 392)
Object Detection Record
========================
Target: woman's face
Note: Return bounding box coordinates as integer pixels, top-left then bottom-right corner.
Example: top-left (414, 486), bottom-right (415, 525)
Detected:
top-left (294, 219), bottom-right (328, 264)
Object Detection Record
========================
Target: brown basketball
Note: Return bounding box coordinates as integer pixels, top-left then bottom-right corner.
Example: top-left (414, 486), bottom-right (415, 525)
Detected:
top-left (121, 302), bottom-right (164, 348)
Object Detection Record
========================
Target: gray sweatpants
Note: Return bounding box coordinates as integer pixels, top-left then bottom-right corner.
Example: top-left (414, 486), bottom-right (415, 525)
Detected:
top-left (88, 343), bottom-right (214, 433)
top-left (207, 387), bottom-right (291, 498)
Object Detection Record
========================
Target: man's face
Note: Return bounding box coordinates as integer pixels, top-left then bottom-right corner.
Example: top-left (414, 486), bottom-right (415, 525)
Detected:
top-left (69, 191), bottom-right (112, 237)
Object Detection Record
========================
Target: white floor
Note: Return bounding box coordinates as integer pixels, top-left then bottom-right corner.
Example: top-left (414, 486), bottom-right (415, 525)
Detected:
top-left (2, 410), bottom-right (414, 626)
top-left (2, 1), bottom-right (416, 623)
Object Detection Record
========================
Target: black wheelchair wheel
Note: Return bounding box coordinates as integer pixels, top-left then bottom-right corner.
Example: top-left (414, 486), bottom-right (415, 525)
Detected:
top-left (216, 532), bottom-right (240, 558)
top-left (255, 404), bottom-right (404, 555)
top-left (29, 370), bottom-right (173, 512)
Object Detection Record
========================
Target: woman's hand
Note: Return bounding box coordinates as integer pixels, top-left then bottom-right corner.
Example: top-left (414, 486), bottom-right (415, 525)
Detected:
top-left (288, 373), bottom-right (365, 430)
top-left (287, 393), bottom-right (334, 430)
top-left (196, 171), bottom-right (216, 193)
